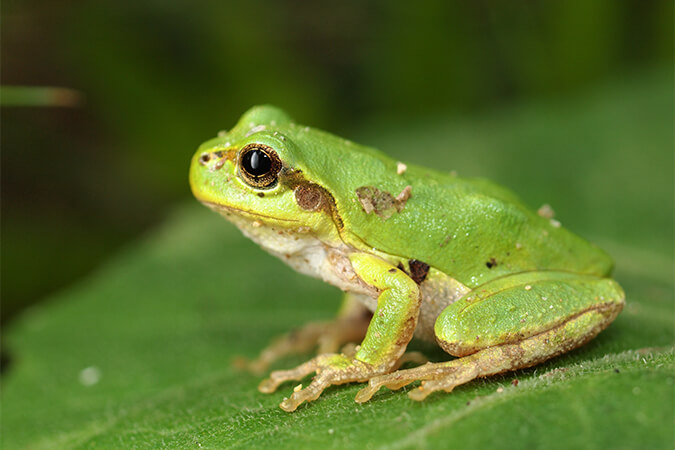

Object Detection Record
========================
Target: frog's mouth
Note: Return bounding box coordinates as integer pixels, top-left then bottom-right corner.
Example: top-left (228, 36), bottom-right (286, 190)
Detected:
top-left (200, 200), bottom-right (300, 224)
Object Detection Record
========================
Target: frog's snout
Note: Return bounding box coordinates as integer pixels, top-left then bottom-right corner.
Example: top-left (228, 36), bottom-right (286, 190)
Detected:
top-left (195, 150), bottom-right (229, 172)
top-left (190, 148), bottom-right (233, 200)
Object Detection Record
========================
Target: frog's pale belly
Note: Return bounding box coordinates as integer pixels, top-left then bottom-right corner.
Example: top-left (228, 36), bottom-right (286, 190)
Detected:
top-left (416, 270), bottom-right (471, 341)
top-left (217, 205), bottom-right (472, 343)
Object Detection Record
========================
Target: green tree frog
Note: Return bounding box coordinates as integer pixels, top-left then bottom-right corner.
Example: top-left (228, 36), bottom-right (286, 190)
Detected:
top-left (189, 105), bottom-right (624, 412)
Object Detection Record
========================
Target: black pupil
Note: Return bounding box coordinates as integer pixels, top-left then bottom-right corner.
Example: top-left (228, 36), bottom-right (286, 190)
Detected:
top-left (242, 149), bottom-right (272, 176)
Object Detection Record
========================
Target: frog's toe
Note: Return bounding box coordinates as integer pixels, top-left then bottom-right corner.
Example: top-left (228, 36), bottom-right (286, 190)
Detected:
top-left (408, 383), bottom-right (435, 401)
top-left (355, 360), bottom-right (441, 403)
top-left (355, 373), bottom-right (406, 403)
top-left (393, 351), bottom-right (428, 368)
top-left (279, 374), bottom-right (332, 412)
top-left (279, 361), bottom-right (369, 412)
top-left (407, 366), bottom-right (475, 401)
top-left (262, 353), bottom-right (379, 411)
top-left (258, 356), bottom-right (325, 394)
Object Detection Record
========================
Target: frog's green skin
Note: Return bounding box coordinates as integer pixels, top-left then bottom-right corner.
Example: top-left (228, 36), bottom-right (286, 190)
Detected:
top-left (189, 105), bottom-right (625, 412)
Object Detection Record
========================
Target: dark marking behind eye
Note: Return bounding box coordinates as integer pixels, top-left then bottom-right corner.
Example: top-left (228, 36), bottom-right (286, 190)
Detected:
top-left (294, 184), bottom-right (325, 211)
top-left (283, 169), bottom-right (344, 231)
top-left (408, 259), bottom-right (430, 284)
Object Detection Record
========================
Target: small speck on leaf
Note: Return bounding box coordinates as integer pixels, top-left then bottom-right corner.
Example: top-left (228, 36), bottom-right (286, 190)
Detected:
top-left (537, 204), bottom-right (555, 219)
top-left (78, 366), bottom-right (101, 386)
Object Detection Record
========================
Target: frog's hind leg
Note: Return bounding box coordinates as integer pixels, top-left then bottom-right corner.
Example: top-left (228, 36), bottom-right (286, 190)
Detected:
top-left (357, 274), bottom-right (624, 402)
top-left (357, 306), bottom-right (615, 402)
top-left (235, 293), bottom-right (371, 374)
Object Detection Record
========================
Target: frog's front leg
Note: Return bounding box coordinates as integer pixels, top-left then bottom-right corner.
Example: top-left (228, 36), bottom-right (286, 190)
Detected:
top-left (235, 293), bottom-right (371, 374)
top-left (357, 272), bottom-right (625, 402)
top-left (259, 252), bottom-right (421, 412)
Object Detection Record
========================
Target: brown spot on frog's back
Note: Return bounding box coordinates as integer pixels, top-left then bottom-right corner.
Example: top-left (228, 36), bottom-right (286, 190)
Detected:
top-left (355, 185), bottom-right (412, 220)
top-left (395, 185), bottom-right (412, 205)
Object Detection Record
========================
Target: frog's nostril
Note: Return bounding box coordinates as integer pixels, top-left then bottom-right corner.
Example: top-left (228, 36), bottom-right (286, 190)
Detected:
top-left (199, 153), bottom-right (211, 165)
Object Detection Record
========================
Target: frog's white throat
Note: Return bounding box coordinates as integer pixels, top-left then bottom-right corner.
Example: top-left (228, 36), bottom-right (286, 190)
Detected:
top-left (210, 205), bottom-right (374, 298)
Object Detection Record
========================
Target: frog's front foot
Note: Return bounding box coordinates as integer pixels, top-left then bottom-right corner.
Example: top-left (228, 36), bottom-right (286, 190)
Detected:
top-left (259, 353), bottom-right (387, 412)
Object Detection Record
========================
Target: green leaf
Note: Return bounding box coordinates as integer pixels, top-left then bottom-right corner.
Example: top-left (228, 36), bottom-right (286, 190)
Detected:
top-left (2, 70), bottom-right (673, 449)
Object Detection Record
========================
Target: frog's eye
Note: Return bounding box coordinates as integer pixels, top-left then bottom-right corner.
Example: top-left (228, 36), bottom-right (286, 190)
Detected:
top-left (238, 143), bottom-right (282, 189)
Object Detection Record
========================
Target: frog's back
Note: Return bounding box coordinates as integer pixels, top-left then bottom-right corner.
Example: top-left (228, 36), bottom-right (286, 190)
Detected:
top-left (286, 127), bottom-right (613, 289)
top-left (418, 176), bottom-right (612, 286)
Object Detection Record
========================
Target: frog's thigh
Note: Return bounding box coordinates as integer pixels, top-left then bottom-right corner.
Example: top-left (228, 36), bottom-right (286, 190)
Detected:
top-left (356, 272), bottom-right (624, 402)
top-left (435, 272), bottom-right (624, 356)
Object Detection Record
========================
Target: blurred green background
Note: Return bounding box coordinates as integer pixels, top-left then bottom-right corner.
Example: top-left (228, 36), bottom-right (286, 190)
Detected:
top-left (2, 2), bottom-right (674, 447)
top-left (2, 2), bottom-right (672, 325)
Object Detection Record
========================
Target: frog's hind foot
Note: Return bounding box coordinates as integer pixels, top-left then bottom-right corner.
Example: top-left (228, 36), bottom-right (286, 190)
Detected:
top-left (236, 296), bottom-right (371, 374)
top-left (234, 320), bottom-right (331, 375)
top-left (355, 360), bottom-right (462, 403)
top-left (358, 303), bottom-right (622, 402)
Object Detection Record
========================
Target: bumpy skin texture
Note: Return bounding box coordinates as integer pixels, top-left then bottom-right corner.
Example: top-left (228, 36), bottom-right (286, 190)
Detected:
top-left (189, 105), bottom-right (624, 412)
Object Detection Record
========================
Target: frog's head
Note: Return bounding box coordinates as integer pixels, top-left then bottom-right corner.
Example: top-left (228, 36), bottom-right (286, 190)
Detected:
top-left (189, 105), bottom-right (345, 246)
